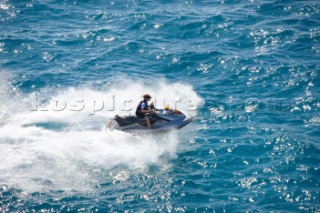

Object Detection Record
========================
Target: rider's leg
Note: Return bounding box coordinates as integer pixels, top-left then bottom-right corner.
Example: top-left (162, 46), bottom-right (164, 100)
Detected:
top-left (145, 114), bottom-right (152, 128)
top-left (146, 117), bottom-right (151, 128)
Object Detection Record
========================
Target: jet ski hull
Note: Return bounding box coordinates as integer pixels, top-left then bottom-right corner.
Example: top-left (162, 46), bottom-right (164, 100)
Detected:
top-left (107, 110), bottom-right (193, 132)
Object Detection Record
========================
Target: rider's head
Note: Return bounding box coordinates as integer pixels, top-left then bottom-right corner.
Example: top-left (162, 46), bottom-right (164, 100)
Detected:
top-left (143, 94), bottom-right (152, 101)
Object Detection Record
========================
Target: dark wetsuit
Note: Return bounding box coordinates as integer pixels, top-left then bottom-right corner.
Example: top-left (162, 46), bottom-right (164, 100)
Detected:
top-left (136, 99), bottom-right (149, 118)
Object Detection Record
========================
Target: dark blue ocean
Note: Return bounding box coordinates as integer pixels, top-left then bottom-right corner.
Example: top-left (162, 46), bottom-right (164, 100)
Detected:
top-left (0, 0), bottom-right (319, 212)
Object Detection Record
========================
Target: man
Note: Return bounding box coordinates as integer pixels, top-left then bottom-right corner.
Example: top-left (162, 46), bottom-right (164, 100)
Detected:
top-left (136, 94), bottom-right (155, 128)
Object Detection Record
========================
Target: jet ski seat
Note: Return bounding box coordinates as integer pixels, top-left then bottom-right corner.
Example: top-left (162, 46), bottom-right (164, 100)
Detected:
top-left (114, 115), bottom-right (159, 127)
top-left (114, 115), bottom-right (143, 126)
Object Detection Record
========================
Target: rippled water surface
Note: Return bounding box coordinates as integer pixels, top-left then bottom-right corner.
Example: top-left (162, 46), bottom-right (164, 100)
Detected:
top-left (0, 0), bottom-right (319, 212)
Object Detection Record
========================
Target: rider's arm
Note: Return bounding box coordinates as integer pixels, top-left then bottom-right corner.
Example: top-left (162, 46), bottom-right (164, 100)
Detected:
top-left (141, 109), bottom-right (152, 113)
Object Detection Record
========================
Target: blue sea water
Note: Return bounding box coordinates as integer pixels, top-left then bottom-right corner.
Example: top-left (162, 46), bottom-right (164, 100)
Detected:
top-left (0, 0), bottom-right (320, 212)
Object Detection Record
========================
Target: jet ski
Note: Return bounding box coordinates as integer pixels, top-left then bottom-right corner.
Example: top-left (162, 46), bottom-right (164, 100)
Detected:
top-left (107, 109), bottom-right (193, 132)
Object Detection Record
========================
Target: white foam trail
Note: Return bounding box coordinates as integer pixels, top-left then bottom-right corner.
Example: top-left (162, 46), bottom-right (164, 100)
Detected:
top-left (0, 73), bottom-right (202, 192)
